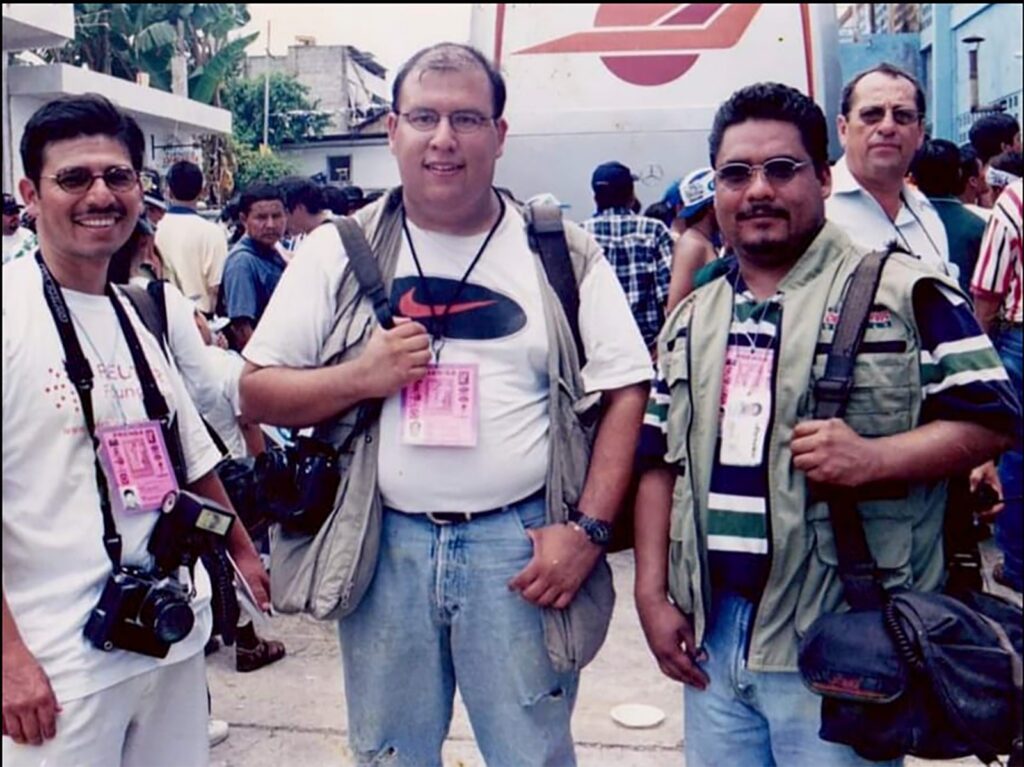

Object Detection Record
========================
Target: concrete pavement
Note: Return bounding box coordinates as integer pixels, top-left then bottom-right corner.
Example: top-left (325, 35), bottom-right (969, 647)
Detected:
top-left (208, 549), bottom-right (1012, 766)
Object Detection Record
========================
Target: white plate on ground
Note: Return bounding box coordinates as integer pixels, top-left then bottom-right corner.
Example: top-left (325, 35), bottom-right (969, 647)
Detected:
top-left (610, 703), bottom-right (666, 729)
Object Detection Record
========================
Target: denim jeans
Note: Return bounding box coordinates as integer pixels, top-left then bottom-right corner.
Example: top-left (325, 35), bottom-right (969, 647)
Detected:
top-left (994, 325), bottom-right (1023, 590)
top-left (338, 495), bottom-right (577, 767)
top-left (684, 592), bottom-right (903, 767)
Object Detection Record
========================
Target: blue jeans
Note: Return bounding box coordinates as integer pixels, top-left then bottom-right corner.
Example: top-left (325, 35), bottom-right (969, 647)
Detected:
top-left (994, 325), bottom-right (1023, 590)
top-left (338, 496), bottom-right (577, 767)
top-left (684, 593), bottom-right (902, 767)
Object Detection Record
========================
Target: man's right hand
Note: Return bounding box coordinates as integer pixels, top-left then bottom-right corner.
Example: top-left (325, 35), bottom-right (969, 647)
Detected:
top-left (2, 642), bottom-right (60, 745)
top-left (357, 319), bottom-right (432, 398)
top-left (636, 595), bottom-right (709, 689)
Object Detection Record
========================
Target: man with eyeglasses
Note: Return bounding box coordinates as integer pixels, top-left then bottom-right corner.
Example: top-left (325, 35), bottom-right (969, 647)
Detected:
top-left (827, 63), bottom-right (951, 276)
top-left (2, 94), bottom-right (270, 766)
top-left (633, 82), bottom-right (1018, 766)
top-left (240, 43), bottom-right (650, 765)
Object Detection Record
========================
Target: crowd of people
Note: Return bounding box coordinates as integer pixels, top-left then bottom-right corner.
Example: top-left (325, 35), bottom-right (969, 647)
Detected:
top-left (2, 41), bottom-right (1022, 767)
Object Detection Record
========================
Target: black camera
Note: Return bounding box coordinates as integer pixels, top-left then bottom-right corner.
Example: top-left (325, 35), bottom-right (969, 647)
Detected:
top-left (84, 491), bottom-right (236, 658)
top-left (84, 566), bottom-right (195, 658)
top-left (255, 436), bottom-right (340, 535)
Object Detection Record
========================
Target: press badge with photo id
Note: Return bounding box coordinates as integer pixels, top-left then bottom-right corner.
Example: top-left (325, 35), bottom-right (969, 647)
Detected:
top-left (719, 346), bottom-right (774, 467)
top-left (401, 364), bottom-right (478, 447)
top-left (96, 421), bottom-right (179, 515)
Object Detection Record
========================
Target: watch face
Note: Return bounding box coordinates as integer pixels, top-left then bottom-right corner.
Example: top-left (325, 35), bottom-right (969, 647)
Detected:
top-left (579, 515), bottom-right (611, 545)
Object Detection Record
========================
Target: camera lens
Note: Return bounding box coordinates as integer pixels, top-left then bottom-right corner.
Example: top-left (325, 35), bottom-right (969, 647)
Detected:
top-left (143, 589), bottom-right (195, 643)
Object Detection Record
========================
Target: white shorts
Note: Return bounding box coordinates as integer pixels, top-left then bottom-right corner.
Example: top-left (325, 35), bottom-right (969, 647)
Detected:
top-left (2, 652), bottom-right (208, 767)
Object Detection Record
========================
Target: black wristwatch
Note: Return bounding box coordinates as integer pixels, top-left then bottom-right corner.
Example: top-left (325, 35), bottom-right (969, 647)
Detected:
top-left (567, 508), bottom-right (612, 547)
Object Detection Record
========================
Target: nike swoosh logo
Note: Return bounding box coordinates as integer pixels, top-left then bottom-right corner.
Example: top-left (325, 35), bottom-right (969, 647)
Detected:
top-left (398, 288), bottom-right (497, 319)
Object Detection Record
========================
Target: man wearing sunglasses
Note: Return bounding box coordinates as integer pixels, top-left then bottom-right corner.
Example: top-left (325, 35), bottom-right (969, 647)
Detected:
top-left (827, 63), bottom-right (951, 276)
top-left (634, 82), bottom-right (1018, 766)
top-left (2, 94), bottom-right (271, 766)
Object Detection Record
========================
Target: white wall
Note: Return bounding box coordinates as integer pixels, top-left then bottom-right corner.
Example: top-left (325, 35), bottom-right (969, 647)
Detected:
top-left (278, 140), bottom-right (398, 191)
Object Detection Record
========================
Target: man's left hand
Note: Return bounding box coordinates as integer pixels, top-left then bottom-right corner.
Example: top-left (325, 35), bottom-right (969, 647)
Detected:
top-left (232, 548), bottom-right (271, 612)
top-left (791, 418), bottom-right (881, 487)
top-left (508, 524), bottom-right (603, 609)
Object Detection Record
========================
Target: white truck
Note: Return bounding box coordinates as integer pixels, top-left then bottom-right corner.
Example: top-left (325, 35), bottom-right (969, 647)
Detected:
top-left (469, 3), bottom-right (842, 216)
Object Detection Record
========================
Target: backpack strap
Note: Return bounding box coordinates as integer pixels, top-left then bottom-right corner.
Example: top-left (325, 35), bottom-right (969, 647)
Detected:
top-left (335, 216), bottom-right (394, 329)
top-left (120, 281), bottom-right (169, 359)
top-left (525, 203), bottom-right (586, 367)
top-left (812, 249), bottom-right (891, 611)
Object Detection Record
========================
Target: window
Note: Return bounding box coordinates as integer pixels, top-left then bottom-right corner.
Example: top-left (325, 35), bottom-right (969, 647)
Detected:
top-left (328, 155), bottom-right (351, 183)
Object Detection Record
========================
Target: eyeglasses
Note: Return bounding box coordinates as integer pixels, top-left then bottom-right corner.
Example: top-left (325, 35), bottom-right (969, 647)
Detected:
top-left (715, 158), bottom-right (810, 189)
top-left (42, 166), bottom-right (140, 195)
top-left (398, 109), bottom-right (494, 134)
top-left (856, 106), bottom-right (921, 126)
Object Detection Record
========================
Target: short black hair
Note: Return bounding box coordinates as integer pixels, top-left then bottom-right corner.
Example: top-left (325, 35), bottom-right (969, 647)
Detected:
top-left (840, 62), bottom-right (926, 118)
top-left (969, 113), bottom-right (1020, 163)
top-left (322, 186), bottom-right (348, 216)
top-left (279, 176), bottom-right (327, 214)
top-left (20, 93), bottom-right (144, 187)
top-left (709, 82), bottom-right (829, 174)
top-left (391, 43), bottom-right (506, 118)
top-left (958, 143), bottom-right (982, 183)
top-left (239, 183), bottom-right (285, 216)
top-left (166, 161), bottom-right (204, 202)
top-left (910, 139), bottom-right (963, 197)
top-left (990, 150), bottom-right (1024, 179)
top-left (642, 201), bottom-right (674, 228)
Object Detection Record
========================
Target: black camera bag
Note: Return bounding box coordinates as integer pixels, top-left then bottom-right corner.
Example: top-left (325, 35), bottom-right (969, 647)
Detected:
top-left (796, 249), bottom-right (1024, 765)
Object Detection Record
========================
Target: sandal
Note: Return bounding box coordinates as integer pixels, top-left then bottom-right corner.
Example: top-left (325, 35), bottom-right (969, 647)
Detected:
top-left (236, 638), bottom-right (286, 673)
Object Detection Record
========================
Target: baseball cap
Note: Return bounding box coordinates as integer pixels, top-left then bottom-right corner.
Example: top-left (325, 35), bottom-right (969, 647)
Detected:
top-left (661, 179), bottom-right (683, 209)
top-left (591, 161), bottom-right (636, 193)
top-left (3, 193), bottom-right (23, 215)
top-left (680, 167), bottom-right (716, 218)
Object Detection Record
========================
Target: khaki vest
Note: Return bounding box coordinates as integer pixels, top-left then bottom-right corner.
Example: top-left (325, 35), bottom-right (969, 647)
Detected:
top-left (270, 189), bottom-right (616, 672)
top-left (658, 222), bottom-right (961, 671)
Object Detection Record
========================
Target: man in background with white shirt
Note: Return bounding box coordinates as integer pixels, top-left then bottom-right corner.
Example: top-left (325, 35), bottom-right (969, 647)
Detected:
top-left (827, 63), bottom-right (950, 274)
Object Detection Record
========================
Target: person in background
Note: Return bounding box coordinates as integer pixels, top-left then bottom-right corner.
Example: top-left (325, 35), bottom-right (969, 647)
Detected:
top-left (910, 138), bottom-right (987, 293)
top-left (2, 193), bottom-right (36, 265)
top-left (958, 143), bottom-right (992, 213)
top-left (667, 167), bottom-right (719, 311)
top-left (156, 160), bottom-right (228, 315)
top-left (827, 63), bottom-right (950, 274)
top-left (582, 160), bottom-right (674, 353)
top-left (971, 178), bottom-right (1024, 593)
top-left (986, 150), bottom-right (1023, 203)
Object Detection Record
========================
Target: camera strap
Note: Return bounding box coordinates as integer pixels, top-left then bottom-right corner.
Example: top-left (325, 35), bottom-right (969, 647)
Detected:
top-left (35, 253), bottom-right (177, 570)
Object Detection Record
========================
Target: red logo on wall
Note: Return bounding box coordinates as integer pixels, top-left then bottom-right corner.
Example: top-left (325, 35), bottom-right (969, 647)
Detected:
top-left (514, 4), bottom-right (761, 87)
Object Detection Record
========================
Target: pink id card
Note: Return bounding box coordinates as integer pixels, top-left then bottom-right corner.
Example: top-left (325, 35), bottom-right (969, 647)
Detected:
top-left (96, 420), bottom-right (179, 515)
top-left (400, 364), bottom-right (478, 447)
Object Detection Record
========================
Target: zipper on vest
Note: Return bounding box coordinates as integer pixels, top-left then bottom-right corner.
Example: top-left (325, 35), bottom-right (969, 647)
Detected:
top-left (684, 310), bottom-right (708, 628)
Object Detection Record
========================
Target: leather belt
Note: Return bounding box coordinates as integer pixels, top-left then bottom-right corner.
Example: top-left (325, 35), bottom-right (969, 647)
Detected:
top-left (421, 489), bottom-right (545, 525)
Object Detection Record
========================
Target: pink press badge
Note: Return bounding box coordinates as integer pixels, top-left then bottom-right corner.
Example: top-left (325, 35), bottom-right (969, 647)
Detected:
top-left (401, 364), bottom-right (478, 447)
top-left (97, 421), bottom-right (179, 515)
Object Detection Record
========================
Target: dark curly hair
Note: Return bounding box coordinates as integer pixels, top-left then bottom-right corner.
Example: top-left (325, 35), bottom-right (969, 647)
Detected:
top-left (709, 82), bottom-right (829, 174)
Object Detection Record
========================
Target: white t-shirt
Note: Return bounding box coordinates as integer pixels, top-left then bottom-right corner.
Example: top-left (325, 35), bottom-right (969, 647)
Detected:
top-left (2, 227), bottom-right (37, 265)
top-left (245, 205), bottom-right (651, 512)
top-left (2, 258), bottom-right (220, 703)
top-left (827, 154), bottom-right (952, 277)
top-left (155, 209), bottom-right (228, 315)
top-left (200, 345), bottom-right (248, 459)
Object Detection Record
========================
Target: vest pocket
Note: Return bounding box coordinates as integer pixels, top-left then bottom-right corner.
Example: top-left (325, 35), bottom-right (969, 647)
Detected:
top-left (809, 513), bottom-right (913, 584)
top-left (843, 385), bottom-right (914, 436)
top-left (667, 476), bottom-right (697, 615)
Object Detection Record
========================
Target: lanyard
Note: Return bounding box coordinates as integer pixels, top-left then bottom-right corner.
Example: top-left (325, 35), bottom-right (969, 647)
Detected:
top-left (35, 253), bottom-right (183, 570)
top-left (401, 191), bottom-right (506, 362)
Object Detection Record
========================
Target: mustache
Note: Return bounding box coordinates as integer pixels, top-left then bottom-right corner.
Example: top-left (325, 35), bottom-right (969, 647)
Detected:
top-left (75, 206), bottom-right (126, 217)
top-left (737, 205), bottom-right (789, 221)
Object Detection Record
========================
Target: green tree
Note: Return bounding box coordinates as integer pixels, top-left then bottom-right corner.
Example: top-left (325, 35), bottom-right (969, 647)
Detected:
top-left (231, 140), bottom-right (296, 191)
top-left (44, 4), bottom-right (256, 106)
top-left (223, 73), bottom-right (332, 148)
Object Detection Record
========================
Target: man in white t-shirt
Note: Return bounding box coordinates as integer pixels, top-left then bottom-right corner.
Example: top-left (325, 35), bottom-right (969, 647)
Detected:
top-left (2, 193), bottom-right (36, 265)
top-left (240, 44), bottom-right (650, 765)
top-left (827, 63), bottom-right (951, 275)
top-left (2, 94), bottom-right (270, 767)
top-left (155, 160), bottom-right (228, 315)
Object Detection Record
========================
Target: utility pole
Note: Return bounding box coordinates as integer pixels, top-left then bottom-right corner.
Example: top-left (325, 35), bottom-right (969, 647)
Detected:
top-left (261, 20), bottom-right (271, 154)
